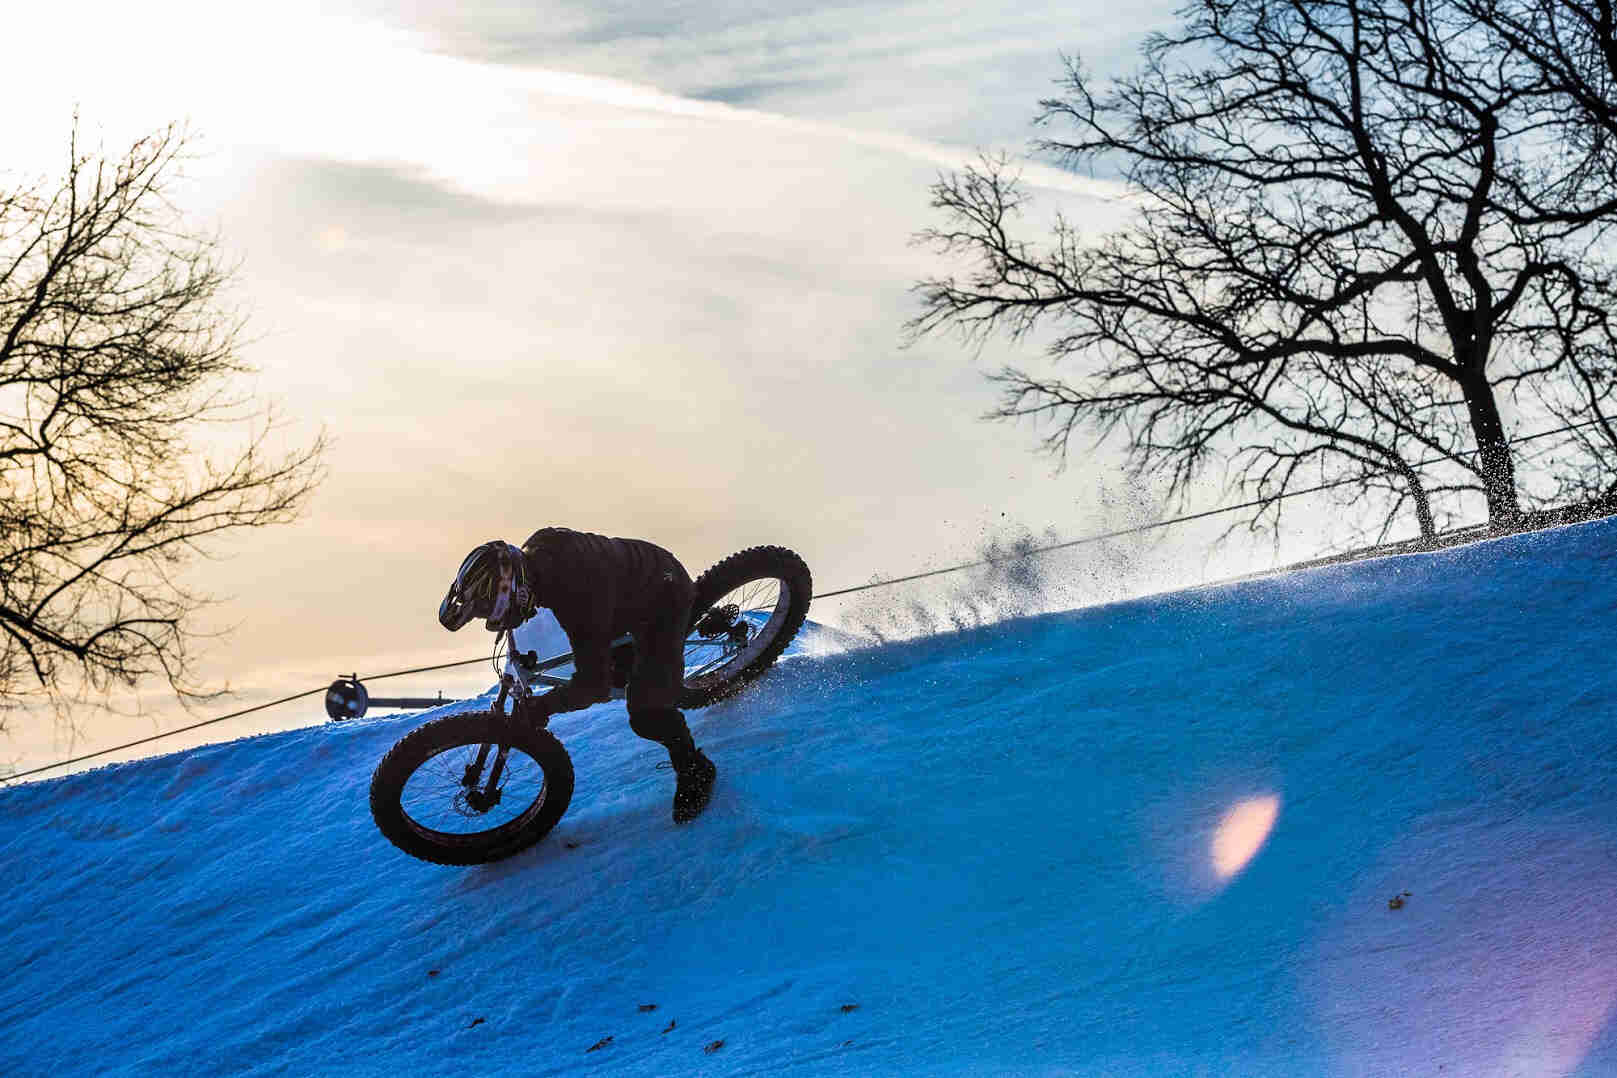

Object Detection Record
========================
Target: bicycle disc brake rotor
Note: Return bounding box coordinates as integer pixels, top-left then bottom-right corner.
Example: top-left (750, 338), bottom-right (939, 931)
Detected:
top-left (399, 742), bottom-right (547, 835)
top-left (684, 577), bottom-right (786, 684)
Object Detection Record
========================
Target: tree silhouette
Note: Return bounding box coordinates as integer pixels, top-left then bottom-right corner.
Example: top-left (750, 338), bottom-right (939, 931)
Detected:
top-left (1458, 0), bottom-right (1617, 507)
top-left (0, 123), bottom-right (324, 724)
top-left (912, 0), bottom-right (1617, 541)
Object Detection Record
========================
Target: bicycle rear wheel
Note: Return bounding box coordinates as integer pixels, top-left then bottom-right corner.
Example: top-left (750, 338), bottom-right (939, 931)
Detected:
top-left (679, 546), bottom-right (812, 708)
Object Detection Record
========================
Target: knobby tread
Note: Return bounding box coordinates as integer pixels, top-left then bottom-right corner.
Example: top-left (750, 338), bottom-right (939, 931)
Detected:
top-left (679, 545), bottom-right (813, 708)
top-left (369, 711), bottom-right (574, 865)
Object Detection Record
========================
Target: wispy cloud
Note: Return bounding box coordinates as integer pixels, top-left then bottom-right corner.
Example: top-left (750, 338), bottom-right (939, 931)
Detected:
top-left (371, 0), bottom-right (1178, 146)
top-left (6, 2), bottom-right (1132, 206)
top-left (499, 66), bottom-right (1125, 200)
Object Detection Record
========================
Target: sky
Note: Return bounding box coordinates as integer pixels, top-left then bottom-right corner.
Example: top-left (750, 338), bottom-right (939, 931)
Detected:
top-left (0, 0), bottom-right (1356, 776)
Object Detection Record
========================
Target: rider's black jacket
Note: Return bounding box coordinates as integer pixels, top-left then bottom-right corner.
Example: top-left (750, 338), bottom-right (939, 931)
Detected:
top-left (520, 527), bottom-right (691, 715)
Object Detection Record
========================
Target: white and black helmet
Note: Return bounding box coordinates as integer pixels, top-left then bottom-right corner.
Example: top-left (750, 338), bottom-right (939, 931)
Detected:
top-left (439, 541), bottom-right (533, 632)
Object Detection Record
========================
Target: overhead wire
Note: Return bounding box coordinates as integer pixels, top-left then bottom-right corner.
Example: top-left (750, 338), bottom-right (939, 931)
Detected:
top-left (1, 687), bottom-right (328, 785)
top-left (819, 413), bottom-right (1612, 599)
top-left (5, 414), bottom-right (1611, 785)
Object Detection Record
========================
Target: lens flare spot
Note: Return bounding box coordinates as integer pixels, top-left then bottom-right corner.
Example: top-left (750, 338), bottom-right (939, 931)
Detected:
top-left (1211, 794), bottom-right (1280, 880)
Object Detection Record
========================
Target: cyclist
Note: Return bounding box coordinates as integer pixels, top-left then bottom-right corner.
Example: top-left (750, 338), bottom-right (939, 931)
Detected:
top-left (438, 528), bottom-right (717, 824)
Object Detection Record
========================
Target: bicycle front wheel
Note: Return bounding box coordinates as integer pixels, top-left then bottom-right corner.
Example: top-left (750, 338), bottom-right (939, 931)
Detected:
top-left (369, 711), bottom-right (574, 865)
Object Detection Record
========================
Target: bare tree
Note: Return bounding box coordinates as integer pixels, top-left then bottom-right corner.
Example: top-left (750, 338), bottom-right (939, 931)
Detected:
top-left (911, 0), bottom-right (1617, 542)
top-left (1458, 0), bottom-right (1617, 505)
top-left (0, 123), bottom-right (324, 726)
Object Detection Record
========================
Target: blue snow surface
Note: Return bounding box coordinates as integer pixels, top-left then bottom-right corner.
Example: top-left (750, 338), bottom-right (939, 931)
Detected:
top-left (5, 518), bottom-right (1617, 1077)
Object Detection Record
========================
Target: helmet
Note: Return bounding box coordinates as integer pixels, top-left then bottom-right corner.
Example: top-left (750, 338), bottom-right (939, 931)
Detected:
top-left (439, 541), bottom-right (533, 632)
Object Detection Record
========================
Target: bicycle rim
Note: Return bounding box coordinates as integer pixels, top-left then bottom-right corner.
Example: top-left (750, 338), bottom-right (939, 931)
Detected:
top-left (396, 741), bottom-right (550, 848)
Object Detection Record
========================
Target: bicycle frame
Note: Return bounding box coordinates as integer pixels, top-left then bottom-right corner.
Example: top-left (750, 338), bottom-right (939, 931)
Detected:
top-left (505, 622), bottom-right (752, 704)
top-left (506, 633), bottom-right (633, 701)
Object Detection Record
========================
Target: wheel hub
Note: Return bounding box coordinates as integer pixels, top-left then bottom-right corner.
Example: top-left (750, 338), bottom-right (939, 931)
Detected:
top-left (696, 603), bottom-right (742, 638)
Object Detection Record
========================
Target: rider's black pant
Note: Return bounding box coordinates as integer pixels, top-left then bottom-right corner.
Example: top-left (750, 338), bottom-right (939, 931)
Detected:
top-left (625, 568), bottom-right (696, 762)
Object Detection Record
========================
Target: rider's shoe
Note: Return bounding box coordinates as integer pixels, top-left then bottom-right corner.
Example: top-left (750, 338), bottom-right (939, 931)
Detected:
top-left (672, 749), bottom-right (717, 824)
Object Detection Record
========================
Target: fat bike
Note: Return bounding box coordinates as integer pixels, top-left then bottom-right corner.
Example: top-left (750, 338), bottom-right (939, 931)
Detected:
top-left (368, 546), bottom-right (812, 865)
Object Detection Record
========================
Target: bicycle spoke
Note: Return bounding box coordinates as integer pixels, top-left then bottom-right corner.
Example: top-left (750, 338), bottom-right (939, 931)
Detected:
top-left (400, 743), bottom-right (548, 835)
top-left (685, 651), bottom-right (735, 678)
top-left (682, 574), bottom-right (794, 687)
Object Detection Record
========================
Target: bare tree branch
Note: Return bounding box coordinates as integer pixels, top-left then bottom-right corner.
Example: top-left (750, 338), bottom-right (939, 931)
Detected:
top-left (0, 121), bottom-right (326, 729)
top-left (910, 0), bottom-right (1617, 541)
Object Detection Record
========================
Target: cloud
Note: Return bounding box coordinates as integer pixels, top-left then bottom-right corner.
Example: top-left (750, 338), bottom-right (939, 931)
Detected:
top-left (490, 64), bottom-right (1123, 199)
top-left (367, 0), bottom-right (1181, 147)
top-left (273, 158), bottom-right (547, 226)
top-left (347, 1), bottom-right (1155, 200)
top-left (4, 1), bottom-right (1130, 211)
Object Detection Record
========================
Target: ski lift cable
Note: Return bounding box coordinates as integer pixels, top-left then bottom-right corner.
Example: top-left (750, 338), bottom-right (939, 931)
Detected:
top-left (5, 414), bottom-right (1608, 785)
top-left (2, 687), bottom-right (327, 785)
top-left (816, 414), bottom-right (1612, 599)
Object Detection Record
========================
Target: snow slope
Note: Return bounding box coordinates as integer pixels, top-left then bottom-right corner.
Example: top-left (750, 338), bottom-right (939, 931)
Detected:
top-left (5, 518), bottom-right (1617, 1076)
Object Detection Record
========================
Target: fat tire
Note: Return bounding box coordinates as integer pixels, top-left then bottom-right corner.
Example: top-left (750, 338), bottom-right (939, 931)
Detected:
top-left (369, 711), bottom-right (574, 866)
top-left (679, 545), bottom-right (812, 708)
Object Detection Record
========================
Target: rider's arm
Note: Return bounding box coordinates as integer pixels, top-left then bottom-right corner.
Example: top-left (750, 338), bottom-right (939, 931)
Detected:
top-left (534, 634), bottom-right (613, 714)
top-left (522, 529), bottom-right (620, 716)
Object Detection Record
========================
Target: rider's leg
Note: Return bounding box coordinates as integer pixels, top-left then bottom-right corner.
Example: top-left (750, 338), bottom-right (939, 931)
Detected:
top-left (626, 705), bottom-right (693, 758)
top-left (624, 573), bottom-right (693, 749)
top-left (626, 574), bottom-right (714, 822)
